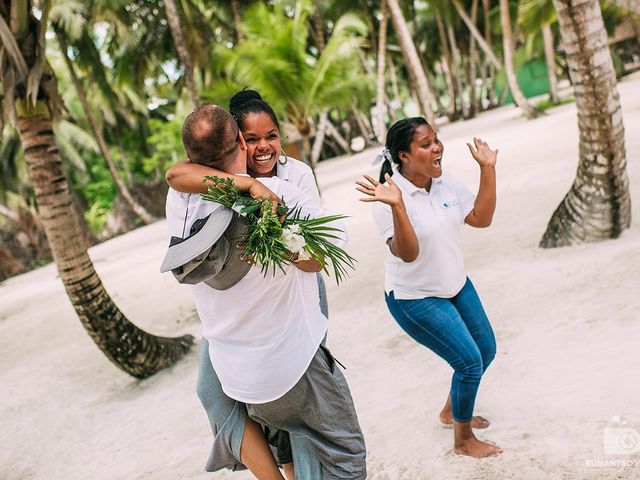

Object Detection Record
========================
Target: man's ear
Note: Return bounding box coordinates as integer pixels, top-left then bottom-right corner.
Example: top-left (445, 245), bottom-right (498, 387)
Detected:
top-left (238, 131), bottom-right (247, 151)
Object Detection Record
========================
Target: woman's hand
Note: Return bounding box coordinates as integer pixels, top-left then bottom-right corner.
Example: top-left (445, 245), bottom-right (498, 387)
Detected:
top-left (355, 174), bottom-right (403, 207)
top-left (248, 178), bottom-right (282, 203)
top-left (466, 137), bottom-right (498, 168)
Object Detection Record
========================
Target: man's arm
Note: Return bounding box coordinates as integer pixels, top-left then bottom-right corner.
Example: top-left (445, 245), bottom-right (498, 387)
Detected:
top-left (166, 161), bottom-right (281, 204)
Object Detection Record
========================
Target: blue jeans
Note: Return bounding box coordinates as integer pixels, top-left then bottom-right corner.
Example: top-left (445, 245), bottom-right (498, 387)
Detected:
top-left (385, 278), bottom-right (496, 422)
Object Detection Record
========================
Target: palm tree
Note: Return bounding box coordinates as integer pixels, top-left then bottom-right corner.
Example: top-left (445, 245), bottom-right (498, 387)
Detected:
top-left (541, 0), bottom-right (631, 247)
top-left (374, 0), bottom-right (389, 143)
top-left (231, 0), bottom-right (244, 42)
top-left (499, 0), bottom-right (539, 118)
top-left (452, 0), bottom-right (503, 70)
top-left (386, 0), bottom-right (437, 126)
top-left (467, 0), bottom-right (481, 116)
top-left (205, 0), bottom-right (371, 169)
top-left (518, 0), bottom-right (560, 104)
top-left (0, 0), bottom-right (193, 378)
top-left (53, 23), bottom-right (156, 224)
top-left (163, 0), bottom-right (199, 105)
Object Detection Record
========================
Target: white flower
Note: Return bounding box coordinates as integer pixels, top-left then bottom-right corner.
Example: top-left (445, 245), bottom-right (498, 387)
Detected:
top-left (286, 223), bottom-right (301, 234)
top-left (282, 225), bottom-right (306, 253)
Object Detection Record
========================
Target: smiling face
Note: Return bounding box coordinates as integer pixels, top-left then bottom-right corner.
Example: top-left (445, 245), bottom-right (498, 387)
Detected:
top-left (241, 112), bottom-right (281, 177)
top-left (400, 124), bottom-right (444, 179)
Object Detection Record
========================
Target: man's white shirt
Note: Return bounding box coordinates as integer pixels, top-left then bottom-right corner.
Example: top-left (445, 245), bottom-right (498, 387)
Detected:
top-left (166, 177), bottom-right (345, 403)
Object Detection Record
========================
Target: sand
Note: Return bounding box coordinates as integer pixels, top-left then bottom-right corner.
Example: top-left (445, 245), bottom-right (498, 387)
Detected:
top-left (1, 73), bottom-right (639, 480)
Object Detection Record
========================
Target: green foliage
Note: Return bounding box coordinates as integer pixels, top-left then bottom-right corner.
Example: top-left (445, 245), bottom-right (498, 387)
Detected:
top-left (84, 200), bottom-right (110, 233)
top-left (79, 151), bottom-right (118, 211)
top-left (201, 176), bottom-right (355, 283)
top-left (203, 0), bottom-right (372, 138)
top-left (141, 118), bottom-right (184, 175)
top-left (534, 96), bottom-right (574, 111)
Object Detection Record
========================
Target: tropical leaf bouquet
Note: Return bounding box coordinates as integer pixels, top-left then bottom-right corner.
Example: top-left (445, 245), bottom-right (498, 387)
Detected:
top-left (201, 176), bottom-right (356, 284)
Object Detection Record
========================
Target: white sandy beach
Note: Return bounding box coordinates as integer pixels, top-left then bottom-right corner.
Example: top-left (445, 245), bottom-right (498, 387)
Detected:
top-left (1, 73), bottom-right (639, 480)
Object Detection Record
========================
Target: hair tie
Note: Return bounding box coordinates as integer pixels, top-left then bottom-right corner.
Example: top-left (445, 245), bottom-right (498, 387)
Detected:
top-left (372, 146), bottom-right (392, 166)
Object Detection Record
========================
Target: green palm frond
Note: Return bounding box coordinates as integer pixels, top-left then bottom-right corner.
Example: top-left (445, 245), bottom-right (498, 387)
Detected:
top-left (57, 120), bottom-right (100, 154)
top-left (50, 0), bottom-right (87, 41)
top-left (518, 0), bottom-right (557, 33)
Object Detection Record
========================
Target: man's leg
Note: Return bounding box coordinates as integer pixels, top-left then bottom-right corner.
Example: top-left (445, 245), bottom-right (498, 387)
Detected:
top-left (197, 338), bottom-right (287, 478)
top-left (247, 347), bottom-right (366, 480)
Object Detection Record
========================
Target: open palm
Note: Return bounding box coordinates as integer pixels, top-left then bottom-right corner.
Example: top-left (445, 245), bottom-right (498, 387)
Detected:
top-left (356, 174), bottom-right (403, 207)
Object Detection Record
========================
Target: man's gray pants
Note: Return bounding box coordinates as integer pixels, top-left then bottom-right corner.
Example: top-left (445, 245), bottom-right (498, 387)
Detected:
top-left (246, 346), bottom-right (367, 480)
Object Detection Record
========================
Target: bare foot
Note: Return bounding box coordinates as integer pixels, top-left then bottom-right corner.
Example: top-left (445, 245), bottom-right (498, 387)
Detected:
top-left (454, 437), bottom-right (503, 458)
top-left (439, 412), bottom-right (490, 429)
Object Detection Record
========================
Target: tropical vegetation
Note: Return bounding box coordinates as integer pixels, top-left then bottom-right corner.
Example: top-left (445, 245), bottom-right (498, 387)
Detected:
top-left (0, 0), bottom-right (637, 376)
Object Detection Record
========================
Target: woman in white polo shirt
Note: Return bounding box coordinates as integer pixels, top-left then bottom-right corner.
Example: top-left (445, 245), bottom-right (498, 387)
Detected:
top-left (356, 117), bottom-right (503, 458)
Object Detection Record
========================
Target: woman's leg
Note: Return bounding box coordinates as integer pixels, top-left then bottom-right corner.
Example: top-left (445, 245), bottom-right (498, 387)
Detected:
top-left (451, 278), bottom-right (497, 372)
top-left (385, 292), bottom-right (502, 457)
top-left (197, 339), bottom-right (286, 479)
top-left (439, 278), bottom-right (497, 429)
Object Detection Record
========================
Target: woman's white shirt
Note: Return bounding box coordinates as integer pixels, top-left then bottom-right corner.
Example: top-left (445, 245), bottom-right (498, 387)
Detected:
top-left (372, 171), bottom-right (475, 299)
top-left (277, 156), bottom-right (321, 208)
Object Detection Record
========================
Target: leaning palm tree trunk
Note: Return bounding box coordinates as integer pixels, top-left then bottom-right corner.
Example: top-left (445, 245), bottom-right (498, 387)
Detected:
top-left (375, 0), bottom-right (389, 143)
top-left (17, 114), bottom-right (194, 377)
top-left (56, 32), bottom-right (156, 225)
top-left (541, 0), bottom-right (630, 247)
top-left (453, 0), bottom-right (503, 70)
top-left (310, 110), bottom-right (329, 166)
top-left (542, 24), bottom-right (560, 104)
top-left (163, 0), bottom-right (199, 106)
top-left (4, 3), bottom-right (193, 379)
top-left (499, 0), bottom-right (538, 119)
top-left (387, 0), bottom-right (437, 126)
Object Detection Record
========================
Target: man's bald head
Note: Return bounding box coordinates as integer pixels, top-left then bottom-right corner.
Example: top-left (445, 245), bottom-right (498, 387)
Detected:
top-left (182, 104), bottom-right (240, 166)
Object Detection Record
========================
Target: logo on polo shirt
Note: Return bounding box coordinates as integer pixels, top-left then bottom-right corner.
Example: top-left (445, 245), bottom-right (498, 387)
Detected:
top-left (443, 199), bottom-right (460, 208)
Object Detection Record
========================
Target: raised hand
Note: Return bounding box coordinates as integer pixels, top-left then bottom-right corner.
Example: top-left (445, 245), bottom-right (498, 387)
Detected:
top-left (466, 137), bottom-right (498, 167)
top-left (355, 174), bottom-right (403, 207)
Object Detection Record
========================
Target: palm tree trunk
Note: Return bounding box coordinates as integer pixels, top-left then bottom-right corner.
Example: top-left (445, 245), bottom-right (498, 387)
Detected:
top-left (375, 0), bottom-right (389, 143)
top-left (542, 24), bottom-right (560, 104)
top-left (311, 110), bottom-right (329, 166)
top-left (231, 0), bottom-right (244, 43)
top-left (447, 24), bottom-right (469, 119)
top-left (56, 32), bottom-right (156, 225)
top-left (310, 0), bottom-right (325, 52)
top-left (436, 13), bottom-right (458, 118)
top-left (163, 0), bottom-right (199, 106)
top-left (388, 55), bottom-right (403, 119)
top-left (387, 0), bottom-right (438, 126)
top-left (326, 119), bottom-right (351, 154)
top-left (541, 0), bottom-right (630, 247)
top-left (453, 0), bottom-right (503, 70)
top-left (482, 0), bottom-right (498, 107)
top-left (499, 0), bottom-right (538, 119)
top-left (16, 112), bottom-right (194, 378)
top-left (468, 0), bottom-right (480, 117)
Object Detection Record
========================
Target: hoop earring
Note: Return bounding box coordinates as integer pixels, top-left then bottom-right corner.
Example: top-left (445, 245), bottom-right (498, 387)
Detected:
top-left (279, 148), bottom-right (289, 165)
